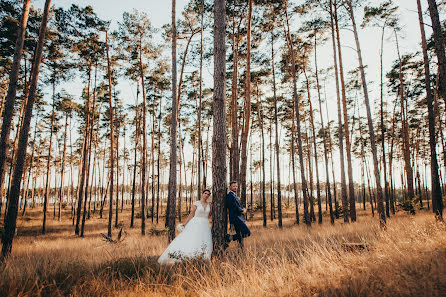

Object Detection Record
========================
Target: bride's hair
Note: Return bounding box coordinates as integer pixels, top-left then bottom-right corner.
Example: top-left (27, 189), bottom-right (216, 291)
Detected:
top-left (202, 189), bottom-right (211, 194)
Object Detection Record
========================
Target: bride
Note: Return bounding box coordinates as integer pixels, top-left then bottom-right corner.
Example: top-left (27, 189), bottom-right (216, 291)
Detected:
top-left (157, 189), bottom-right (213, 264)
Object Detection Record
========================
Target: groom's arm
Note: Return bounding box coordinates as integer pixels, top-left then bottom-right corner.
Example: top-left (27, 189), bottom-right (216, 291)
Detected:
top-left (227, 194), bottom-right (243, 215)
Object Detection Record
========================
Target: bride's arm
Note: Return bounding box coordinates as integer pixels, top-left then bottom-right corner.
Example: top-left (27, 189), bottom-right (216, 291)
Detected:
top-left (209, 202), bottom-right (212, 217)
top-left (183, 205), bottom-right (197, 227)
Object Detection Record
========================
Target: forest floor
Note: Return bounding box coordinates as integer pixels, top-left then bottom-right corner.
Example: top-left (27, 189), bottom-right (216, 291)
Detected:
top-left (0, 203), bottom-right (445, 296)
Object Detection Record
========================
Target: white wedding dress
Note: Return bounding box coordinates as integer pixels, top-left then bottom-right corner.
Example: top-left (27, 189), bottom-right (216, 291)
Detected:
top-left (157, 200), bottom-right (212, 264)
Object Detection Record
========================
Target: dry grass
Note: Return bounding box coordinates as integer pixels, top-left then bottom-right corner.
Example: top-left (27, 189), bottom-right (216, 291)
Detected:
top-left (1, 206), bottom-right (445, 296)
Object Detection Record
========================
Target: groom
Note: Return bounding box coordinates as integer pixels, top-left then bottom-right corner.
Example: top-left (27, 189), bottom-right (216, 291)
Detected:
top-left (225, 181), bottom-right (251, 248)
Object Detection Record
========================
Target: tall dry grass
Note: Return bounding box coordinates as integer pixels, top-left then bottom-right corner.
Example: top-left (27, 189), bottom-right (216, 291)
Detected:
top-left (1, 207), bottom-right (445, 296)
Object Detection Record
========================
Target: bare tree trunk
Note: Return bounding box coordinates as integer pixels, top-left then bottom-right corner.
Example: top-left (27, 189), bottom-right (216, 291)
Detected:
top-left (230, 9), bottom-right (239, 184)
top-left (115, 123), bottom-right (120, 227)
top-left (1, 0), bottom-right (50, 259)
top-left (394, 29), bottom-right (415, 201)
top-left (58, 112), bottom-right (68, 221)
top-left (42, 81), bottom-right (56, 234)
top-left (22, 110), bottom-right (39, 216)
top-left (239, 0), bottom-right (253, 208)
top-left (197, 0), bottom-right (204, 204)
top-left (291, 101), bottom-right (299, 225)
top-left (332, 1), bottom-right (350, 223)
top-left (427, 0), bottom-right (446, 107)
top-left (177, 124), bottom-right (183, 223)
top-left (417, 0), bottom-right (443, 219)
top-left (151, 97), bottom-right (156, 222)
top-left (139, 37), bottom-right (147, 235)
top-left (130, 87), bottom-right (140, 228)
top-left (81, 66), bottom-right (98, 236)
top-left (257, 96), bottom-right (267, 227)
top-left (271, 30), bottom-right (282, 227)
top-left (304, 69), bottom-right (322, 224)
top-left (285, 0), bottom-right (310, 226)
top-left (335, 4), bottom-right (356, 222)
top-left (167, 0), bottom-right (178, 242)
top-left (330, 1), bottom-right (350, 222)
top-left (75, 67), bottom-right (91, 235)
top-left (379, 25), bottom-right (390, 218)
top-left (388, 98), bottom-right (397, 214)
top-left (0, 0), bottom-right (31, 215)
top-left (315, 38), bottom-right (333, 224)
top-left (346, 0), bottom-right (385, 226)
top-left (156, 96), bottom-right (162, 223)
top-left (211, 0), bottom-right (227, 255)
top-left (269, 117), bottom-right (275, 221)
top-left (105, 31), bottom-right (115, 238)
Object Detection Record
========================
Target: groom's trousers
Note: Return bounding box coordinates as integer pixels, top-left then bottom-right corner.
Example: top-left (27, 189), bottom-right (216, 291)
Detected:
top-left (231, 220), bottom-right (251, 244)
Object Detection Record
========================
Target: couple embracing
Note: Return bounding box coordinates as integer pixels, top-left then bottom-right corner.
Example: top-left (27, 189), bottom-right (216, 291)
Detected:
top-left (158, 181), bottom-right (251, 264)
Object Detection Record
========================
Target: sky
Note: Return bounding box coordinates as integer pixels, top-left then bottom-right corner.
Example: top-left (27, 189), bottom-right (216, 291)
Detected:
top-left (28, 0), bottom-right (444, 190)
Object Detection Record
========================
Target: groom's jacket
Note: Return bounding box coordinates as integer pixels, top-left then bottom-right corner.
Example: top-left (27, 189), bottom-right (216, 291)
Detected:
top-left (226, 191), bottom-right (245, 224)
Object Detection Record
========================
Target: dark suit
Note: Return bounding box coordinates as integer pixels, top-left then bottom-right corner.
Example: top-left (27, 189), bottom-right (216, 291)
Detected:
top-left (226, 191), bottom-right (251, 244)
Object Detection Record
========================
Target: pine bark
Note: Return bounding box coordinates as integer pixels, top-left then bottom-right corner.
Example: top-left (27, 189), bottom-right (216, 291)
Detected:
top-left (285, 0), bottom-right (311, 226)
top-left (346, 0), bottom-right (386, 226)
top-left (1, 0), bottom-right (51, 260)
top-left (42, 87), bottom-right (56, 234)
top-left (417, 0), bottom-right (443, 219)
top-left (211, 0), bottom-right (227, 255)
top-left (427, 0), bottom-right (446, 107)
top-left (105, 31), bottom-right (115, 238)
top-left (239, 0), bottom-right (253, 208)
top-left (0, 0), bottom-right (31, 215)
top-left (167, 0), bottom-right (178, 242)
top-left (271, 30), bottom-right (282, 228)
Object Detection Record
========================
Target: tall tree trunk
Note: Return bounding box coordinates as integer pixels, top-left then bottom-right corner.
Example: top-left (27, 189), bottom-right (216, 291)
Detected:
top-left (328, 0), bottom-right (348, 222)
top-left (379, 24), bottom-right (390, 218)
top-left (177, 125), bottom-right (183, 223)
top-left (0, 0), bottom-right (31, 215)
top-left (291, 101), bottom-right (299, 224)
top-left (394, 29), bottom-right (415, 201)
top-left (333, 1), bottom-right (351, 222)
top-left (167, 0), bottom-right (178, 242)
top-left (285, 0), bottom-right (310, 226)
top-left (271, 30), bottom-right (282, 228)
top-left (22, 110), bottom-right (39, 216)
top-left (417, 0), bottom-right (443, 219)
top-left (269, 117), bottom-right (275, 221)
top-left (139, 37), bottom-right (147, 235)
top-left (58, 113), bottom-right (68, 221)
top-left (151, 97), bottom-right (156, 223)
top-left (239, 0), bottom-right (253, 208)
top-left (257, 96), bottom-right (267, 227)
top-left (346, 0), bottom-right (386, 226)
top-left (305, 124), bottom-right (315, 223)
top-left (211, 0), bottom-right (227, 255)
top-left (304, 68), bottom-right (322, 224)
top-left (388, 98), bottom-right (397, 214)
top-left (315, 38), bottom-right (333, 224)
top-left (197, 0), bottom-right (204, 203)
top-left (75, 67), bottom-right (91, 235)
top-left (81, 67), bottom-right (98, 236)
top-left (427, 0), bottom-right (446, 107)
top-left (105, 31), bottom-right (115, 238)
top-left (42, 82), bottom-right (56, 234)
top-left (130, 87), bottom-right (140, 228)
top-left (156, 96), bottom-right (162, 223)
top-left (1, 0), bottom-right (50, 259)
top-left (230, 9), bottom-right (240, 185)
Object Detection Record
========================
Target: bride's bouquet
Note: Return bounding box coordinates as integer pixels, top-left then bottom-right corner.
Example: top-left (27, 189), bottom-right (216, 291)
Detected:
top-left (176, 223), bottom-right (185, 232)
